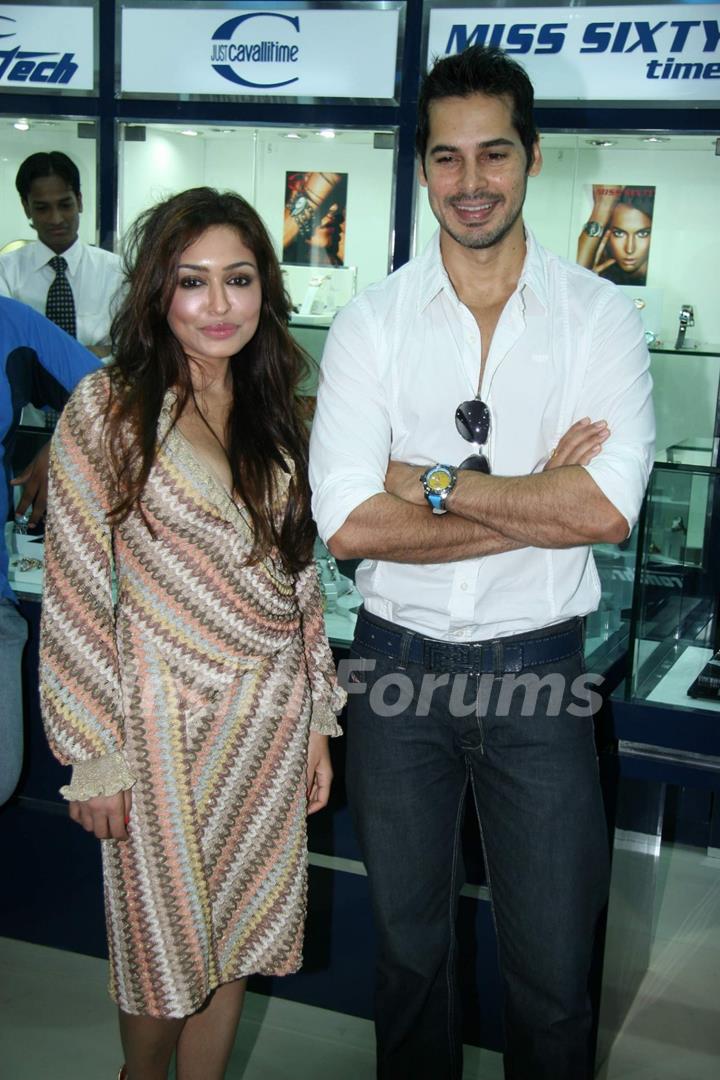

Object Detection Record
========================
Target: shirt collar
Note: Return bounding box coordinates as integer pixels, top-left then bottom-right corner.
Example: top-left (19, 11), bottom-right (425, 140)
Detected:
top-left (517, 227), bottom-right (549, 313)
top-left (417, 230), bottom-right (455, 313)
top-left (417, 225), bottom-right (549, 315)
top-left (31, 236), bottom-right (83, 275)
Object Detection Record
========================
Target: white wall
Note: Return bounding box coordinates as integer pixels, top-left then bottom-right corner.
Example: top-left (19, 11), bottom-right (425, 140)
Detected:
top-left (117, 125), bottom-right (396, 303)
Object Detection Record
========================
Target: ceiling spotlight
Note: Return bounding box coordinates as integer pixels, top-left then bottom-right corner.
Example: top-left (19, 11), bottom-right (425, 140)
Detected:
top-left (641, 136), bottom-right (670, 143)
top-left (586, 139), bottom-right (616, 147)
top-left (285, 132), bottom-right (304, 139)
top-left (14, 120), bottom-right (29, 132)
top-left (180, 129), bottom-right (199, 137)
top-left (319, 129), bottom-right (336, 139)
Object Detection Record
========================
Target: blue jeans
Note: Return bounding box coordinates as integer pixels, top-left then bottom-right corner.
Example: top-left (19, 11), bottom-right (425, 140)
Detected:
top-left (0, 598), bottom-right (28, 805)
top-left (345, 609), bottom-right (609, 1080)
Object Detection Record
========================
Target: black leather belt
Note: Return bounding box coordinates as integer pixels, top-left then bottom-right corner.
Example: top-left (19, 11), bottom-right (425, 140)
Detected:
top-left (354, 609), bottom-right (583, 675)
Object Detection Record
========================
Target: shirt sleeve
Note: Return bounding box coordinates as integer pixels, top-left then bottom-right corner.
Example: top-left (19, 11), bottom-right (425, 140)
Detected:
top-left (39, 373), bottom-right (129, 774)
top-left (92, 256), bottom-right (126, 352)
top-left (295, 561), bottom-right (345, 736)
top-left (1, 295), bottom-right (99, 390)
top-left (0, 261), bottom-right (11, 297)
top-left (309, 294), bottom-right (392, 544)
top-left (578, 288), bottom-right (655, 532)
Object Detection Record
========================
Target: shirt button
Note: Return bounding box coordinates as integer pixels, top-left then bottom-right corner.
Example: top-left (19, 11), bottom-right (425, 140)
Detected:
top-left (460, 582), bottom-right (468, 592)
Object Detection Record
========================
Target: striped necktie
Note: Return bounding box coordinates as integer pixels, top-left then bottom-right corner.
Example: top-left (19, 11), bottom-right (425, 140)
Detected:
top-left (45, 255), bottom-right (77, 338)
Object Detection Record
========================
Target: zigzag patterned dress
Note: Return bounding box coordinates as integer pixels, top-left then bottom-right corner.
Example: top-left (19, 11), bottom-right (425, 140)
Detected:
top-left (40, 370), bottom-right (343, 1018)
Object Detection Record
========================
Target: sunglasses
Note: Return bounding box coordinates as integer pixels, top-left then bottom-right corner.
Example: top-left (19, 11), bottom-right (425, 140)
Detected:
top-left (455, 398), bottom-right (491, 474)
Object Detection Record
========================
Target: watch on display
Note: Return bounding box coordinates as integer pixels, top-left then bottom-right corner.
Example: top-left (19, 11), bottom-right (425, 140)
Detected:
top-left (582, 220), bottom-right (604, 237)
top-left (420, 463), bottom-right (458, 514)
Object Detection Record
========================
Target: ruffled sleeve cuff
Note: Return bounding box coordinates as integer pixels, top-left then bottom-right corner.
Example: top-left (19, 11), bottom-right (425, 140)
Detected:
top-left (59, 751), bottom-right (136, 802)
top-left (309, 683), bottom-right (346, 737)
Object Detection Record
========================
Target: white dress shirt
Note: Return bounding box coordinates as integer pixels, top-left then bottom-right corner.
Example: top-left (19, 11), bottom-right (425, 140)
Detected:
top-left (309, 228), bottom-right (655, 641)
top-left (0, 237), bottom-right (124, 350)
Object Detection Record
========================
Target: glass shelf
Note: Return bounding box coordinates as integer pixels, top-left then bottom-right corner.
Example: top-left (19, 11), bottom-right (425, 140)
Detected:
top-left (624, 456), bottom-right (720, 714)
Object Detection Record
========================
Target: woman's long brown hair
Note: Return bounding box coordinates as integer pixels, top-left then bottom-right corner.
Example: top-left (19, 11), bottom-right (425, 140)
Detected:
top-left (105, 187), bottom-right (315, 574)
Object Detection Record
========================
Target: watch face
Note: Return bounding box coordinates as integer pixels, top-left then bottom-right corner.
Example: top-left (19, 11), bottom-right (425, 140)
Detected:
top-left (583, 220), bottom-right (603, 238)
top-left (427, 468), bottom-right (451, 491)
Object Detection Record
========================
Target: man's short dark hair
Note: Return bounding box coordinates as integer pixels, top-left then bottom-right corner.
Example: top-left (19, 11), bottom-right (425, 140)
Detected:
top-left (416, 46), bottom-right (539, 172)
top-left (15, 151), bottom-right (81, 202)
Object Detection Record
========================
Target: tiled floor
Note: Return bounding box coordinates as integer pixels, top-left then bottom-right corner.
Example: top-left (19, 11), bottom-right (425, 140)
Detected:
top-left (0, 844), bottom-right (717, 1079)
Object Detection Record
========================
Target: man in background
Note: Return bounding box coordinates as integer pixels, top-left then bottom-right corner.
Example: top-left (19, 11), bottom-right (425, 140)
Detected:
top-left (0, 151), bottom-right (123, 364)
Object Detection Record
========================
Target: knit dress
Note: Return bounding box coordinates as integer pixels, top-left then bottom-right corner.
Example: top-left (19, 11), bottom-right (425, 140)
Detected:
top-left (39, 369), bottom-right (344, 1018)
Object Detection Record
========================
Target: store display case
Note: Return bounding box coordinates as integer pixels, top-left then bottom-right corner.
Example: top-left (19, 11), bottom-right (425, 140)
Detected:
top-left (117, 122), bottom-right (397, 321)
top-left (587, 344), bottom-right (720, 673)
top-left (625, 439), bottom-right (720, 716)
top-left (415, 132), bottom-right (720, 352)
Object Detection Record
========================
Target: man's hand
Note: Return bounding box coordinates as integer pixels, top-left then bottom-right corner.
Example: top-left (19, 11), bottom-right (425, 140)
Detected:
top-left (306, 731), bottom-right (333, 814)
top-left (384, 417), bottom-right (608, 507)
top-left (10, 441), bottom-right (50, 527)
top-left (545, 418), bottom-right (609, 470)
top-left (384, 460), bottom-right (426, 506)
top-left (69, 788), bottom-right (133, 841)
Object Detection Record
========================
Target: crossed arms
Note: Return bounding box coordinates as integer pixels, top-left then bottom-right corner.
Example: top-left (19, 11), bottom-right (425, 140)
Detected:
top-left (327, 418), bottom-right (625, 564)
top-left (309, 289), bottom-right (655, 566)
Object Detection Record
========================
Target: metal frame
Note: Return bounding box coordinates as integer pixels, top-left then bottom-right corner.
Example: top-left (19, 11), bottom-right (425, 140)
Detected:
top-left (115, 0), bottom-right (407, 107)
top-left (0, 0), bottom-right (99, 99)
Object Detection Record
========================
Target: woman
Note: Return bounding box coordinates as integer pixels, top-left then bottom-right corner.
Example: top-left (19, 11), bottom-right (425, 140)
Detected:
top-left (39, 188), bottom-right (344, 1079)
top-left (576, 184), bottom-right (654, 286)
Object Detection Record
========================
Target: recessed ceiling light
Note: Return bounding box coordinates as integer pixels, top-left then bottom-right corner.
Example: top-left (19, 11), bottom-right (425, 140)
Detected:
top-left (319, 129), bottom-right (336, 139)
top-left (180, 129), bottom-right (199, 137)
top-left (14, 120), bottom-right (29, 132)
top-left (285, 132), bottom-right (305, 139)
top-left (641, 136), bottom-right (670, 143)
top-left (586, 139), bottom-right (616, 147)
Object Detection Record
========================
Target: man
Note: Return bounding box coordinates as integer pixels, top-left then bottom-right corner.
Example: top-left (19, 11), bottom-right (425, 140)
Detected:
top-left (310, 46), bottom-right (654, 1080)
top-left (0, 151), bottom-right (123, 361)
top-left (0, 297), bottom-right (98, 805)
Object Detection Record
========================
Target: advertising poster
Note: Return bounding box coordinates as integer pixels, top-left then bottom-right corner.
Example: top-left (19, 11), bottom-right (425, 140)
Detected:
top-left (576, 184), bottom-right (655, 286)
top-left (283, 172), bottom-right (347, 267)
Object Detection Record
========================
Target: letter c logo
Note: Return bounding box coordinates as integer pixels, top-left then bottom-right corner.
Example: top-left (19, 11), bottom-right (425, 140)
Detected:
top-left (211, 12), bottom-right (299, 89)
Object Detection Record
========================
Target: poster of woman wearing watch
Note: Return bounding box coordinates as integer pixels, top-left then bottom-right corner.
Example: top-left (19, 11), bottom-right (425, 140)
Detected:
top-left (283, 171), bottom-right (348, 267)
top-left (576, 184), bottom-right (655, 286)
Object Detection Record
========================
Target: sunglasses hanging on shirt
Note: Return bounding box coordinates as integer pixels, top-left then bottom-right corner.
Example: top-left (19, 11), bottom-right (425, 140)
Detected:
top-left (455, 398), bottom-right (491, 474)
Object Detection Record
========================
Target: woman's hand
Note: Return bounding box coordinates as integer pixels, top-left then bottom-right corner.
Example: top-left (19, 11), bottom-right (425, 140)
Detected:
top-left (69, 788), bottom-right (133, 840)
top-left (306, 732), bottom-right (333, 815)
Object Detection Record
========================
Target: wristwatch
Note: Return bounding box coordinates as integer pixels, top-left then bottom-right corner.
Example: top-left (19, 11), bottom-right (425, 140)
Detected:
top-left (582, 220), bottom-right (604, 237)
top-left (420, 463), bottom-right (457, 514)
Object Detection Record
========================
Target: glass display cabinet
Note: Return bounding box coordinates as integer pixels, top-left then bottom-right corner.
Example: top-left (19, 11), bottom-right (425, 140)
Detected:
top-left (415, 132), bottom-right (720, 350)
top-left (625, 439), bottom-right (720, 715)
top-left (117, 121), bottom-right (397, 331)
top-left (586, 343), bottom-right (720, 673)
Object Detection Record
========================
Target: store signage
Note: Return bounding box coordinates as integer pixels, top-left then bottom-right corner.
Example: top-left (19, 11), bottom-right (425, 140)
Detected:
top-left (210, 11), bottom-right (300, 89)
top-left (427, 4), bottom-right (720, 101)
top-left (121, 6), bottom-right (400, 98)
top-left (0, 5), bottom-right (94, 91)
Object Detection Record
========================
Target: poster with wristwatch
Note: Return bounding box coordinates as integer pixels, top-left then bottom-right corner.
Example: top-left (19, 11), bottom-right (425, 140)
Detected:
top-left (576, 183), bottom-right (655, 287)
